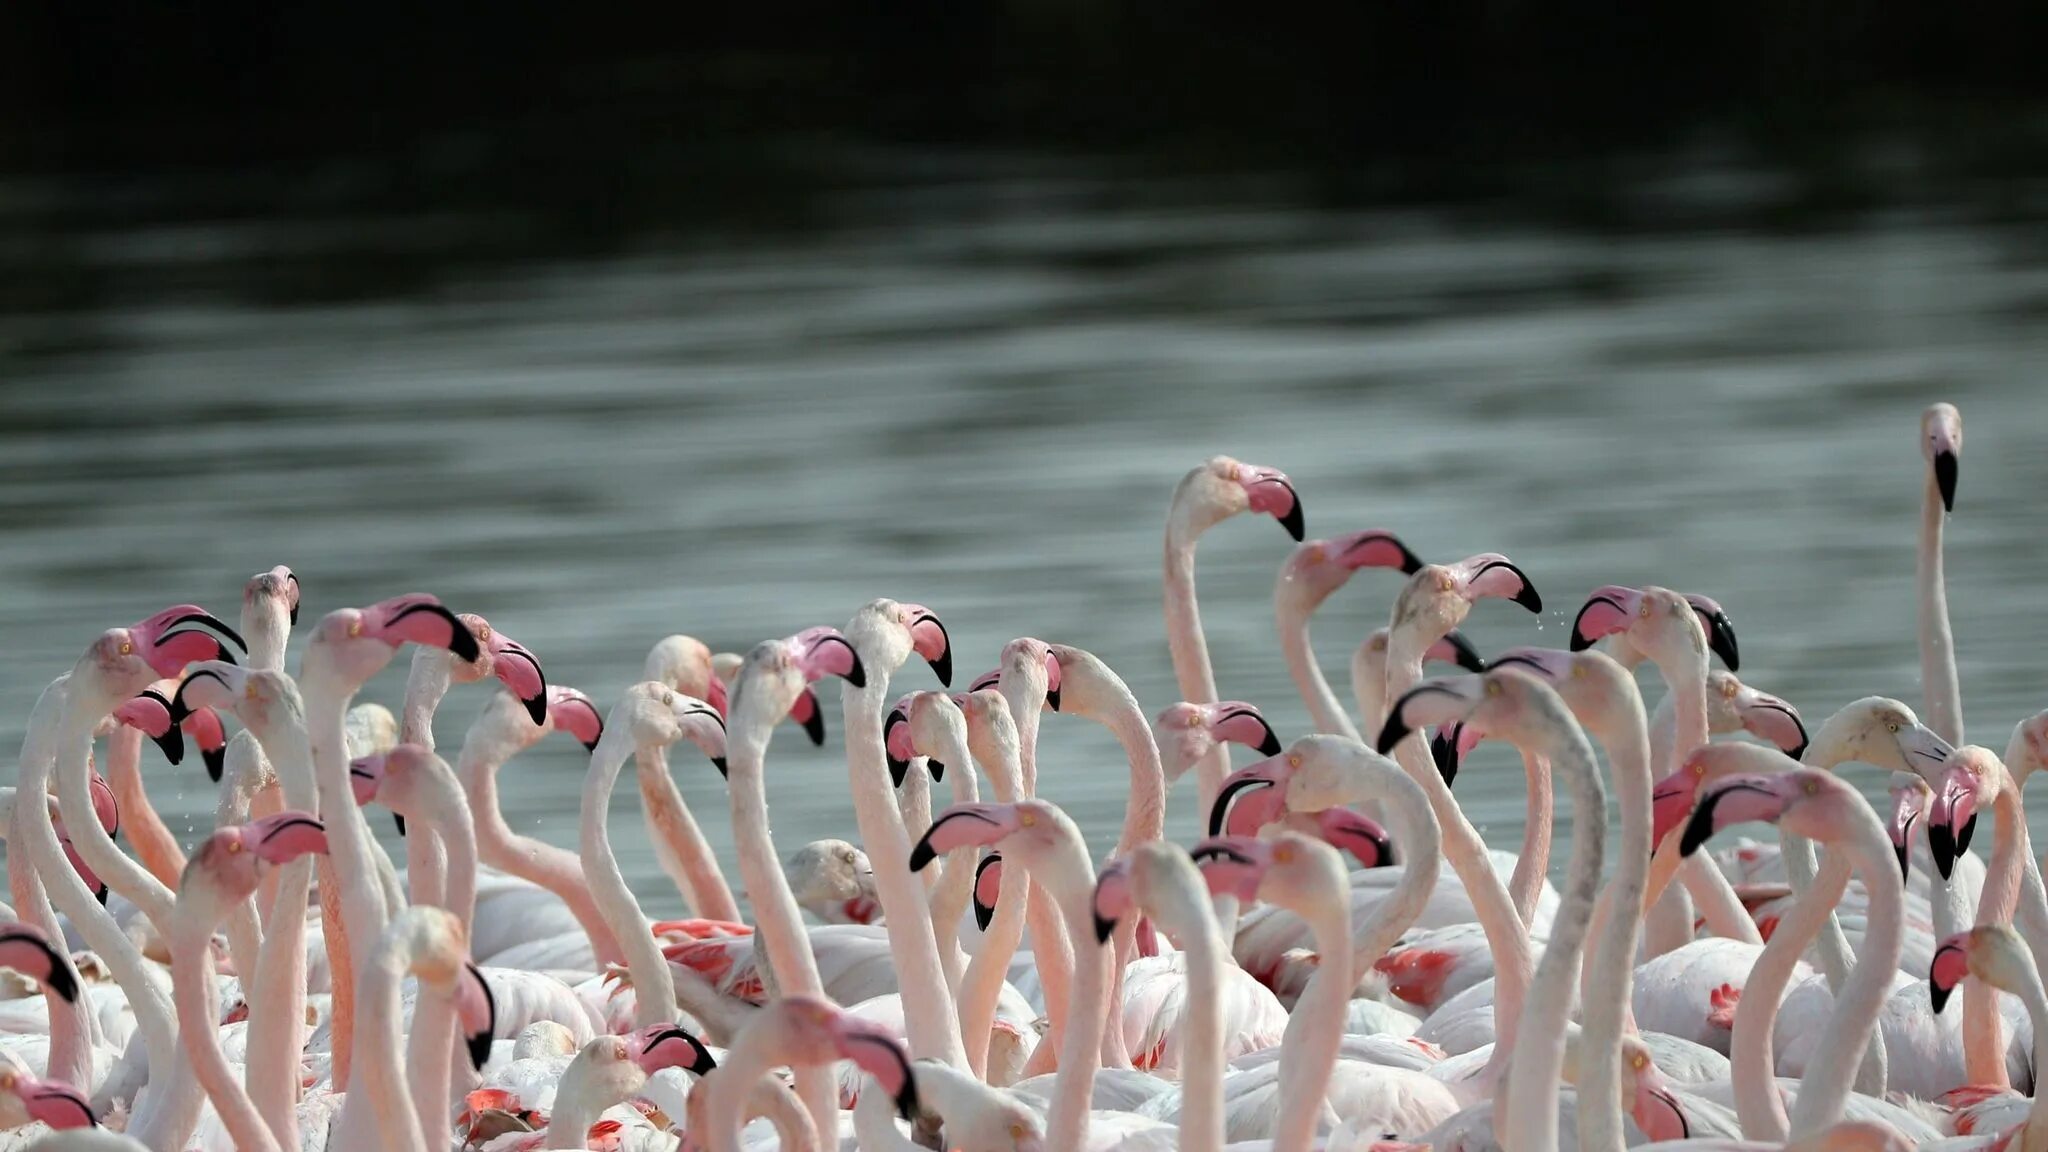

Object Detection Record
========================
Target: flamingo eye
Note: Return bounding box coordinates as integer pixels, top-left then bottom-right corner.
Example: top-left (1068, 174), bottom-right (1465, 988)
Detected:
top-left (662, 691), bottom-right (675, 707)
top-left (1485, 680), bottom-right (1503, 698)
top-left (1185, 712), bottom-right (1202, 729)
top-left (1287, 754), bottom-right (1302, 769)
top-left (1637, 602), bottom-right (1651, 618)
top-left (348, 620), bottom-right (364, 638)
top-left (1019, 811), bottom-right (1038, 828)
top-left (246, 683), bottom-right (260, 700)
top-left (1631, 1052), bottom-right (1648, 1070)
top-left (119, 640), bottom-right (134, 656)
top-left (1887, 721), bottom-right (1899, 733)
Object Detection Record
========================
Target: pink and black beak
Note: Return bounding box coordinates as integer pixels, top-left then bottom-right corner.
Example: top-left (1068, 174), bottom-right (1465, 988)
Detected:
top-left (634, 1025), bottom-right (717, 1078)
top-left (1212, 703), bottom-right (1283, 757)
top-left (1376, 677), bottom-right (1484, 757)
top-left (1434, 630), bottom-right (1487, 673)
top-left (789, 688), bottom-right (828, 746)
top-left (547, 688), bottom-right (604, 753)
top-left (837, 1025), bottom-right (920, 1122)
top-left (246, 812), bottom-right (330, 863)
top-left (1569, 586), bottom-right (1638, 652)
top-left (459, 962), bottom-right (498, 1072)
top-left (350, 756), bottom-right (409, 837)
top-left (968, 657), bottom-right (1061, 712)
top-left (796, 627), bottom-right (866, 690)
top-left (284, 569), bottom-right (301, 625)
top-left (1239, 465), bottom-right (1306, 542)
top-left (1450, 555), bottom-right (1543, 613)
top-left (1927, 772), bottom-right (1979, 882)
top-left (131, 604), bottom-right (248, 674)
top-left (972, 853), bottom-right (1002, 932)
top-left (908, 803), bottom-right (1017, 873)
top-left (0, 924), bottom-right (79, 1004)
top-left (20, 1079), bottom-right (96, 1129)
top-left (1209, 759), bottom-right (1286, 838)
top-left (1929, 938), bottom-right (1969, 1014)
top-left (1330, 529), bottom-right (1423, 574)
top-left (1316, 808), bottom-right (1396, 869)
top-left (883, 696), bottom-right (940, 788)
top-left (1091, 860), bottom-right (1134, 945)
top-left (484, 634), bottom-right (549, 727)
top-left (1189, 836), bottom-right (1270, 903)
top-left (905, 606), bottom-right (952, 688)
top-left (1888, 789), bottom-right (1921, 886)
top-left (123, 689), bottom-right (187, 768)
top-left (1683, 594), bottom-right (1741, 671)
top-left (366, 596), bottom-right (482, 662)
top-left (1680, 776), bottom-right (1788, 858)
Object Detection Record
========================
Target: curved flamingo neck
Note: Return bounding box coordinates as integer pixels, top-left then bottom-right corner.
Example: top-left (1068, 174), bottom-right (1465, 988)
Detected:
top-left (840, 659), bottom-right (969, 1071)
top-left (6, 679), bottom-right (96, 1094)
top-left (399, 648), bottom-right (455, 750)
top-left (705, 1024), bottom-right (804, 1152)
top-left (1731, 850), bottom-right (1851, 1140)
top-left (1024, 829), bottom-right (1104, 1152)
top-left (1500, 715), bottom-right (1606, 1152)
top-left (401, 764), bottom-right (478, 1143)
top-left (1575, 697), bottom-right (1651, 1152)
top-left (459, 736), bottom-right (626, 966)
top-left (579, 728), bottom-right (677, 1024)
top-left (1276, 596), bottom-right (1360, 741)
top-left (1271, 894), bottom-right (1351, 1152)
top-left (233, 698), bottom-right (318, 1150)
top-left (724, 687), bottom-right (835, 1140)
top-left (2013, 976), bottom-right (2048, 1152)
top-left (345, 931), bottom-right (433, 1152)
top-left (1507, 751), bottom-right (1553, 926)
top-left (1920, 468), bottom-right (1964, 745)
top-left (633, 745), bottom-right (742, 922)
top-left (1351, 641), bottom-right (1389, 738)
top-left (1786, 809), bottom-right (1904, 1138)
top-left (1964, 778), bottom-right (2028, 1087)
top-left (104, 727), bottom-right (183, 887)
top-left (1384, 627), bottom-right (1531, 1087)
top-left (1165, 527), bottom-right (1230, 817)
top-left (543, 1050), bottom-right (643, 1150)
top-left (169, 905), bottom-right (283, 1152)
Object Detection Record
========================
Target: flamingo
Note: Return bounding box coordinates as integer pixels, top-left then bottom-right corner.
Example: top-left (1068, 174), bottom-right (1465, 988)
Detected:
top-left (694, 997), bottom-right (919, 1152)
top-left (1271, 529), bottom-right (1424, 742)
top-left (0, 1047), bottom-right (97, 1136)
top-left (532, 1026), bottom-right (714, 1150)
top-left (1926, 924), bottom-right (2048, 1150)
top-left (1918, 402), bottom-right (1964, 747)
top-left (1164, 456), bottom-right (1304, 818)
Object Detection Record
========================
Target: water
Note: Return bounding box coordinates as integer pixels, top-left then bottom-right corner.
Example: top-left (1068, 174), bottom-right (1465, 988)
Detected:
top-left (5, 147), bottom-right (2048, 912)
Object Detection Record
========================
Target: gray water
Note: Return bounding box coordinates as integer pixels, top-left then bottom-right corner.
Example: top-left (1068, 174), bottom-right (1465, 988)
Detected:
top-left (5, 149), bottom-right (2048, 910)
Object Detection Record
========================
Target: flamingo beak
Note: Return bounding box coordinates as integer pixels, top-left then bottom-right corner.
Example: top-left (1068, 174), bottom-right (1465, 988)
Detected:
top-left (1934, 449), bottom-right (1958, 513)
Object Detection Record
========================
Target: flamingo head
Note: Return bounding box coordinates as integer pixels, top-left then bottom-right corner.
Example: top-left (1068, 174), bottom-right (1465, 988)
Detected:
top-left (884, 692), bottom-right (957, 788)
top-left (1190, 835), bottom-right (1273, 903)
top-left (1209, 752), bottom-right (1293, 838)
top-left (1389, 554), bottom-right (1540, 649)
top-left (0, 923), bottom-right (77, 1005)
top-left (1569, 585), bottom-right (1739, 671)
top-left (1612, 1035), bottom-right (1689, 1142)
top-left (1706, 673), bottom-right (1808, 758)
top-left (190, 811), bottom-right (328, 900)
top-left (1922, 402), bottom-right (1962, 512)
top-left (954, 688), bottom-right (1020, 774)
top-left (983, 637), bottom-right (1063, 713)
top-left (630, 1024), bottom-right (716, 1077)
top-left (733, 627), bottom-right (864, 739)
top-left (1651, 743), bottom-right (1800, 849)
top-left (1930, 924), bottom-right (2033, 1015)
top-left (455, 616), bottom-right (549, 726)
top-left (87, 604), bottom-right (245, 697)
top-left (618, 682), bottom-right (727, 776)
top-left (1176, 456), bottom-right (1305, 541)
top-left (1380, 668), bottom-right (1568, 763)
top-left (1928, 746), bottom-right (2002, 881)
top-left (1681, 769), bottom-right (1859, 858)
top-left (1821, 698), bottom-right (1954, 780)
top-left (0, 1054), bottom-right (95, 1130)
top-left (1276, 530), bottom-right (1421, 611)
top-left (546, 686), bottom-right (604, 751)
top-left (784, 839), bottom-right (876, 924)
top-left (1156, 700), bottom-right (1283, 785)
top-left (309, 595), bottom-right (477, 685)
top-left (784, 998), bottom-right (919, 1120)
top-left (1091, 856), bottom-right (1136, 944)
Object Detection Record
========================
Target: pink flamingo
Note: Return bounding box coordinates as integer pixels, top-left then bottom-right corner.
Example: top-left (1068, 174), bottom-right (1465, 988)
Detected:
top-left (695, 997), bottom-right (919, 1152)
top-left (298, 592), bottom-right (483, 1119)
top-left (1918, 402), bottom-right (1964, 746)
top-left (1165, 456), bottom-right (1304, 817)
top-left (1272, 529), bottom-right (1424, 741)
top-left (456, 684), bottom-right (626, 970)
top-left (0, 1047), bottom-right (97, 1135)
top-left (534, 1026), bottom-right (715, 1150)
top-left (1927, 924), bottom-right (2048, 1150)
top-left (164, 812), bottom-right (330, 1152)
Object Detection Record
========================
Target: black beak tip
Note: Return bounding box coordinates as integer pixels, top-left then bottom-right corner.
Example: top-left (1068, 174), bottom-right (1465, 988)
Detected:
top-left (1045, 686), bottom-right (1061, 712)
top-left (1513, 584), bottom-right (1543, 614)
top-left (888, 758), bottom-right (909, 789)
top-left (581, 739), bottom-right (600, 753)
top-left (711, 756), bottom-right (729, 779)
top-left (150, 730), bottom-right (185, 767)
top-left (1679, 807), bottom-right (1717, 858)
top-left (444, 621), bottom-right (482, 664)
top-left (1374, 720), bottom-right (1411, 757)
top-left (1444, 631), bottom-right (1487, 673)
top-left (1935, 450), bottom-right (1959, 514)
top-left (894, 1086), bottom-right (919, 1123)
top-left (467, 1031), bottom-right (492, 1072)
top-left (94, 884), bottom-right (109, 907)
top-left (1430, 732), bottom-right (1460, 787)
top-left (1931, 982), bottom-right (1952, 1015)
top-left (1928, 823), bottom-right (1956, 881)
top-left (799, 708), bottom-right (827, 747)
top-left (1278, 503), bottom-right (1306, 543)
top-left (521, 694), bottom-right (547, 727)
top-left (205, 749), bottom-right (225, 783)
top-left (842, 656), bottom-right (867, 690)
top-left (1395, 541), bottom-right (1425, 575)
top-left (1957, 813), bottom-right (1978, 857)
top-left (908, 839), bottom-right (938, 874)
top-left (926, 758), bottom-right (945, 783)
top-left (1708, 617), bottom-right (1741, 672)
top-left (1093, 914), bottom-right (1116, 945)
top-left (1896, 841), bottom-right (1912, 886)
top-left (1255, 731), bottom-right (1283, 757)
top-left (973, 900), bottom-right (994, 932)
top-left (1372, 837), bottom-right (1397, 869)
top-left (393, 813), bottom-right (407, 838)
top-left (928, 651), bottom-right (953, 689)
top-left (1787, 739), bottom-right (1809, 762)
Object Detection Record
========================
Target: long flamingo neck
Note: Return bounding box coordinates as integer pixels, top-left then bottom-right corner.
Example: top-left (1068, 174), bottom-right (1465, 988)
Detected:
top-left (1499, 720), bottom-right (1606, 1152)
top-left (1272, 894), bottom-right (1354, 1152)
top-left (843, 671), bottom-right (969, 1070)
top-left (578, 729), bottom-right (676, 1025)
top-left (461, 741), bottom-right (627, 966)
top-left (1348, 774), bottom-right (1442, 981)
top-left (1963, 784), bottom-right (2028, 1087)
top-left (399, 649), bottom-right (455, 750)
top-left (1786, 815), bottom-right (1905, 1138)
top-left (1099, 698), bottom-right (1167, 854)
top-left (348, 939), bottom-right (432, 1152)
top-left (2016, 979), bottom-right (2048, 1152)
top-left (722, 690), bottom-right (835, 1140)
top-left (1920, 470), bottom-right (1964, 745)
top-left (104, 726), bottom-right (184, 887)
top-left (1507, 751), bottom-right (1553, 925)
top-left (1165, 533), bottom-right (1231, 819)
top-left (1277, 597), bottom-right (1359, 741)
top-left (1351, 642), bottom-right (1389, 737)
top-left (1576, 705), bottom-right (1652, 1152)
top-left (1030, 835), bottom-right (1103, 1152)
top-left (704, 1032), bottom-right (796, 1152)
top-left (57, 690), bottom-right (176, 931)
top-left (635, 746), bottom-right (742, 922)
top-left (957, 858), bottom-right (1029, 1077)
top-left (170, 918), bottom-right (284, 1152)
top-left (1731, 851), bottom-right (1851, 1140)
top-left (544, 1054), bottom-right (635, 1150)
top-left (1650, 648), bottom-right (1709, 766)
top-left (1383, 629), bottom-right (1531, 1083)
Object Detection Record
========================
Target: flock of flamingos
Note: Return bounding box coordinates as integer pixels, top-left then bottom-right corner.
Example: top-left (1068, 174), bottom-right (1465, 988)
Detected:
top-left (0, 402), bottom-right (2036, 1152)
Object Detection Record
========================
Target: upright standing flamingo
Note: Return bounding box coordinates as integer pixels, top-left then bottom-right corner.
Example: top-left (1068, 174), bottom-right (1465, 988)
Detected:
top-left (1927, 924), bottom-right (2048, 1150)
top-left (1165, 456), bottom-right (1304, 817)
top-left (1919, 402), bottom-right (1964, 747)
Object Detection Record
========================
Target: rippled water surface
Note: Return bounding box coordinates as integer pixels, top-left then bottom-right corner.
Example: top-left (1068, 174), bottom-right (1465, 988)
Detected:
top-left (5, 151), bottom-right (2048, 906)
